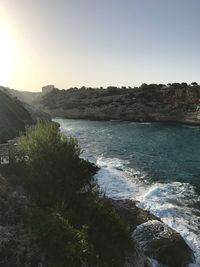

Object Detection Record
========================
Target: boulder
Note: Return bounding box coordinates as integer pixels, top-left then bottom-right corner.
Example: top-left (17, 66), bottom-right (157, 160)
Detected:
top-left (132, 220), bottom-right (194, 267)
top-left (107, 199), bottom-right (194, 267)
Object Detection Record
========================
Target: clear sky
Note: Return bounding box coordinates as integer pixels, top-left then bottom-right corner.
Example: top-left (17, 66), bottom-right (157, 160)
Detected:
top-left (0, 0), bottom-right (200, 91)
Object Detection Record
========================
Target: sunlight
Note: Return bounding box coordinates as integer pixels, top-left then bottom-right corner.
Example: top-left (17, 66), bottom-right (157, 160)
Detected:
top-left (0, 22), bottom-right (15, 86)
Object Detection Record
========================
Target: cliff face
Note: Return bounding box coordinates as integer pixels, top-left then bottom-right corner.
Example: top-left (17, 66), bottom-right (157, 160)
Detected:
top-left (38, 84), bottom-right (200, 125)
top-left (0, 87), bottom-right (33, 143)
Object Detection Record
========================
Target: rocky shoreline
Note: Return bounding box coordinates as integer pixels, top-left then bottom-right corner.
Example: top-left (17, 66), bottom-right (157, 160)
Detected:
top-left (41, 108), bottom-right (200, 126)
top-left (37, 84), bottom-right (200, 126)
top-left (105, 198), bottom-right (194, 267)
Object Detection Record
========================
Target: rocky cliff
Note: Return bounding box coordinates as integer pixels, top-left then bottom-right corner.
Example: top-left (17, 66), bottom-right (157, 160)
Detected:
top-left (38, 83), bottom-right (200, 125)
top-left (0, 87), bottom-right (51, 143)
top-left (0, 87), bottom-right (33, 143)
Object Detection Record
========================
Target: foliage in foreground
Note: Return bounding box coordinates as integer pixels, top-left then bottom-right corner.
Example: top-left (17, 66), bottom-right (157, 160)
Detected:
top-left (16, 122), bottom-right (134, 266)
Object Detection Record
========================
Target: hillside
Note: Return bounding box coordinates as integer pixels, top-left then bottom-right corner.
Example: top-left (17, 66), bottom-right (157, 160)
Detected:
top-left (9, 88), bottom-right (42, 105)
top-left (38, 83), bottom-right (200, 125)
top-left (0, 87), bottom-right (33, 143)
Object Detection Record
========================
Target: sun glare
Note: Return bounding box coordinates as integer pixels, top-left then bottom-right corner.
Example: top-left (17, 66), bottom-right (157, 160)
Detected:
top-left (0, 22), bottom-right (15, 87)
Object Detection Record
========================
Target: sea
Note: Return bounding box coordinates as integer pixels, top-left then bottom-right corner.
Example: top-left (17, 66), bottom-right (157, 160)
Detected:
top-left (54, 118), bottom-right (200, 266)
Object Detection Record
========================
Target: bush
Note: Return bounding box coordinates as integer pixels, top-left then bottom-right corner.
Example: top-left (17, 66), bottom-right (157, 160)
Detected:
top-left (16, 122), bottom-right (134, 266)
top-left (31, 207), bottom-right (93, 267)
top-left (17, 122), bottom-right (97, 207)
top-left (82, 199), bottom-right (133, 266)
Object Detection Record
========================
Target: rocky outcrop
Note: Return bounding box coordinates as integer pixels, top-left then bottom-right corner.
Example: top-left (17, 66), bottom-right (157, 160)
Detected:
top-left (133, 220), bottom-right (194, 267)
top-left (109, 199), bottom-right (194, 267)
top-left (37, 84), bottom-right (200, 125)
top-left (0, 88), bottom-right (33, 143)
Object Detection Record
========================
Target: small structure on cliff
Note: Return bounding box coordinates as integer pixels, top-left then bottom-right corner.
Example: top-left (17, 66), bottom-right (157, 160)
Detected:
top-left (0, 140), bottom-right (16, 165)
top-left (42, 85), bottom-right (55, 94)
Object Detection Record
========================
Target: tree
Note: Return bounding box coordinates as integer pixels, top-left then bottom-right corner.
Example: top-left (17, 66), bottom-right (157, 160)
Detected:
top-left (31, 207), bottom-right (92, 266)
top-left (181, 82), bottom-right (188, 87)
top-left (140, 83), bottom-right (148, 89)
top-left (191, 82), bottom-right (198, 86)
top-left (17, 122), bottom-right (96, 207)
top-left (171, 83), bottom-right (181, 88)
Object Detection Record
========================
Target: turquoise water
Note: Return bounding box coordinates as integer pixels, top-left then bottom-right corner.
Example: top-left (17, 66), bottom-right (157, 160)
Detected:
top-left (54, 118), bottom-right (200, 266)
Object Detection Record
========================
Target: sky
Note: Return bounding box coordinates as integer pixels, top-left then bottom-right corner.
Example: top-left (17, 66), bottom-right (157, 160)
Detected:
top-left (0, 0), bottom-right (200, 91)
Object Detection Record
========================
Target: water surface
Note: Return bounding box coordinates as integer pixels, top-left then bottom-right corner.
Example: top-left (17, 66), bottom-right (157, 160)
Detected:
top-left (54, 118), bottom-right (200, 266)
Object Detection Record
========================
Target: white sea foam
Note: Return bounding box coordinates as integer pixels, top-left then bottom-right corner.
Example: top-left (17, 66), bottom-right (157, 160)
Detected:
top-left (95, 157), bottom-right (147, 199)
top-left (57, 118), bottom-right (200, 266)
top-left (95, 156), bottom-right (200, 267)
top-left (140, 122), bottom-right (153, 125)
top-left (137, 182), bottom-right (200, 266)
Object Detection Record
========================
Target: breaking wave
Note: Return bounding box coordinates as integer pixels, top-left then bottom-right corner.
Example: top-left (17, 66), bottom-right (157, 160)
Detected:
top-left (95, 156), bottom-right (200, 266)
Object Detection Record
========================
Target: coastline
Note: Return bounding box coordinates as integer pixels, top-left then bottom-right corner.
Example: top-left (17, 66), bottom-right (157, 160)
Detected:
top-left (107, 198), bottom-right (194, 267)
top-left (56, 117), bottom-right (200, 266)
top-left (53, 114), bottom-right (200, 127)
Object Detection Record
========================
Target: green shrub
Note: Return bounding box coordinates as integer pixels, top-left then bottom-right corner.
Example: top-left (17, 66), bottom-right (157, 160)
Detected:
top-left (78, 199), bottom-right (133, 266)
top-left (17, 122), bottom-right (97, 207)
top-left (16, 122), bottom-right (134, 266)
top-left (31, 207), bottom-right (93, 267)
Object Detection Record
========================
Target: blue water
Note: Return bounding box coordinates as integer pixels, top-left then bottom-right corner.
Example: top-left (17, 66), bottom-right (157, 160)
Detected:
top-left (54, 118), bottom-right (200, 266)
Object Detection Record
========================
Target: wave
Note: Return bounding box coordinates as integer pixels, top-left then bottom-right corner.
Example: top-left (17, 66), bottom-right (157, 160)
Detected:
top-left (140, 122), bottom-right (153, 125)
top-left (57, 118), bottom-right (200, 266)
top-left (95, 156), bottom-right (200, 267)
top-left (96, 156), bottom-right (148, 199)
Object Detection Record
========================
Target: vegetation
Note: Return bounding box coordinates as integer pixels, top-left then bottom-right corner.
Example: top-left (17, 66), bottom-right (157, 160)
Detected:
top-left (38, 82), bottom-right (200, 123)
top-left (16, 122), bottom-right (134, 266)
